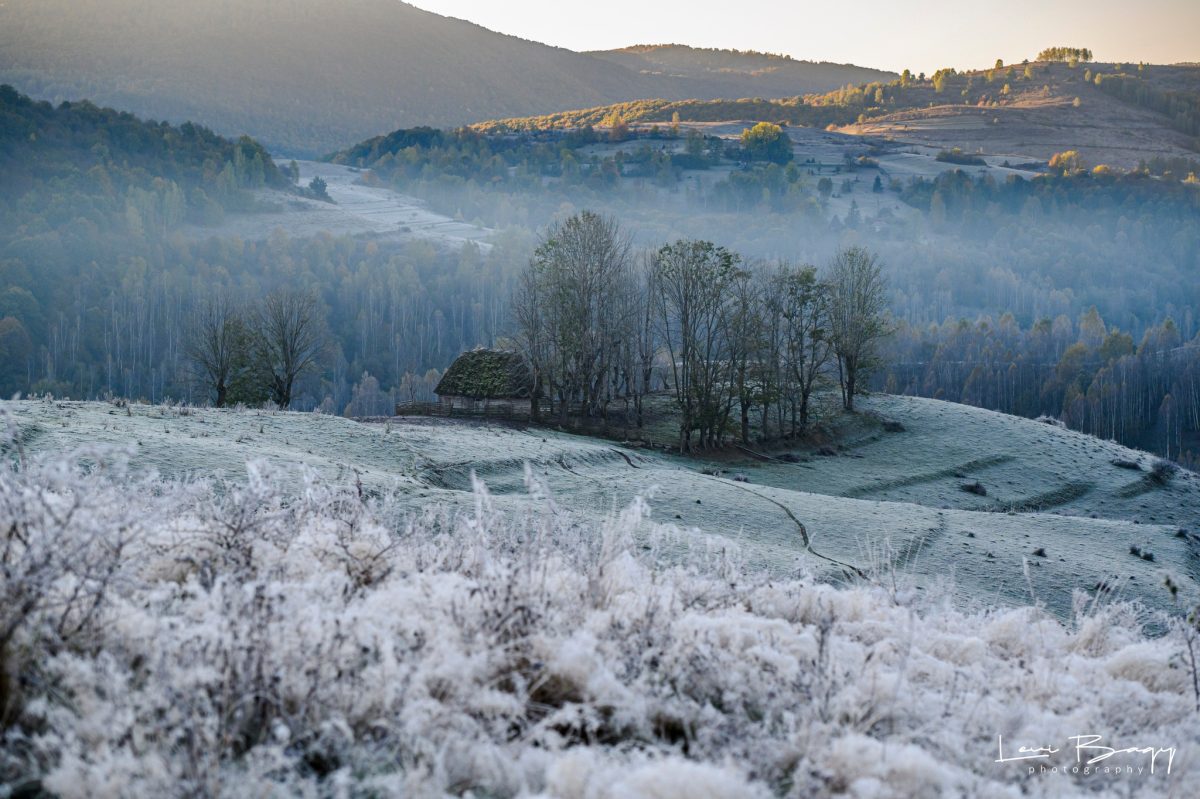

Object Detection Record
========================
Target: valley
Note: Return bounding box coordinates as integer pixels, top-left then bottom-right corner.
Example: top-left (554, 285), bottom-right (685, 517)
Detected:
top-left (2, 2), bottom-right (1200, 794)
top-left (186, 160), bottom-right (493, 245)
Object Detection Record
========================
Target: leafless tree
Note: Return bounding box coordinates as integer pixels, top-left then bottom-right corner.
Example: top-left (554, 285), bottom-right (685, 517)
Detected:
top-left (187, 297), bottom-right (245, 408)
top-left (516, 211), bottom-right (635, 424)
top-left (827, 247), bottom-right (890, 411)
top-left (256, 289), bottom-right (324, 408)
top-left (726, 269), bottom-right (765, 444)
top-left (512, 267), bottom-right (548, 422)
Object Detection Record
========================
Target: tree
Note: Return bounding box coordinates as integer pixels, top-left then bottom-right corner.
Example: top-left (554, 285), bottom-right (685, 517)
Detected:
top-left (0, 316), bottom-right (32, 397)
top-left (308, 175), bottom-right (331, 201)
top-left (603, 111), bottom-right (629, 142)
top-left (725, 271), bottom-right (765, 444)
top-left (515, 211), bottom-right (635, 423)
top-left (187, 298), bottom-right (251, 407)
top-left (1049, 150), bottom-right (1084, 173)
top-left (845, 199), bottom-right (862, 228)
top-left (650, 240), bottom-right (742, 451)
top-left (1036, 46), bottom-right (1093, 63)
top-left (740, 122), bottom-right (793, 164)
top-left (827, 247), bottom-right (890, 411)
top-left (771, 263), bottom-right (832, 431)
top-left (256, 289), bottom-right (324, 408)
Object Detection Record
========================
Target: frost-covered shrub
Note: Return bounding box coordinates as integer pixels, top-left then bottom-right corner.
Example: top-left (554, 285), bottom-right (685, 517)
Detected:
top-left (1, 442), bottom-right (1198, 797)
top-left (1150, 458), bottom-right (1180, 484)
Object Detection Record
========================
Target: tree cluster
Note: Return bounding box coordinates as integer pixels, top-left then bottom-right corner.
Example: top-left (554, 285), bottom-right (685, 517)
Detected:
top-left (0, 85), bottom-right (285, 236)
top-left (879, 310), bottom-right (1200, 467)
top-left (739, 122), bottom-right (794, 164)
top-left (1036, 47), bottom-right (1094, 63)
top-left (1093, 71), bottom-right (1200, 141)
top-left (515, 212), bottom-right (890, 451)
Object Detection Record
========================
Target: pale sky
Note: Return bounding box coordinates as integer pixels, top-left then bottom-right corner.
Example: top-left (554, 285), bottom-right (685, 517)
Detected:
top-left (405, 0), bottom-right (1199, 75)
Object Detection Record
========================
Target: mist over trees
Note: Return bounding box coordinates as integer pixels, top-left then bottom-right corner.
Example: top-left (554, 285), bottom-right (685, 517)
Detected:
top-left (514, 212), bottom-right (637, 423)
top-left (879, 310), bottom-right (1200, 467)
top-left (4, 77), bottom-right (1200, 463)
top-left (513, 213), bottom-right (890, 451)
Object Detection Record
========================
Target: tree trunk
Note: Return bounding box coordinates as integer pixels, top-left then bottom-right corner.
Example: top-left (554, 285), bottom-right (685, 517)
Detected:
top-left (844, 356), bottom-right (857, 411)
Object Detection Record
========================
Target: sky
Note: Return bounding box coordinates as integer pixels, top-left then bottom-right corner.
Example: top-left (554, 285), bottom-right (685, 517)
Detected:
top-left (405, 0), bottom-right (1199, 75)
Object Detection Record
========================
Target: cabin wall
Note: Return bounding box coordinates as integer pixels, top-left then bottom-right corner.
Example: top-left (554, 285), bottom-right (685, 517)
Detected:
top-left (438, 395), bottom-right (532, 415)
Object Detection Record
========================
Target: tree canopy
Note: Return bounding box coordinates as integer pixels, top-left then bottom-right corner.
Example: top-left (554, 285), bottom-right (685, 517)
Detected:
top-left (739, 122), bottom-right (794, 164)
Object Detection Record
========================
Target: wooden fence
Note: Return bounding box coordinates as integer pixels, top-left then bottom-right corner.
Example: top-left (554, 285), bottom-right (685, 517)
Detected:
top-left (394, 401), bottom-right (552, 422)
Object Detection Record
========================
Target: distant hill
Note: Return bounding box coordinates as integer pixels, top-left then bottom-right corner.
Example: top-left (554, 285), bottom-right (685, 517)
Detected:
top-left (589, 45), bottom-right (895, 97)
top-left (472, 60), bottom-right (1200, 169)
top-left (0, 1), bottom-right (891, 156)
top-left (0, 85), bottom-right (285, 235)
top-left (838, 62), bottom-right (1200, 167)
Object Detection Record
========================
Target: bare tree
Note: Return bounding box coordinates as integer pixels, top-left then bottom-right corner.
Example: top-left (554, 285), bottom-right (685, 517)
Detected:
top-left (187, 297), bottom-right (244, 407)
top-left (631, 256), bottom-right (659, 428)
top-left (827, 247), bottom-right (890, 411)
top-left (726, 270), bottom-right (765, 444)
top-left (256, 289), bottom-right (324, 409)
top-left (512, 266), bottom-right (548, 422)
top-left (516, 211), bottom-right (635, 424)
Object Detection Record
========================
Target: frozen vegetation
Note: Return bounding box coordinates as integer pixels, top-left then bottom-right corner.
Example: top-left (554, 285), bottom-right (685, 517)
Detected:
top-left (7, 396), bottom-right (1199, 620)
top-left (2, 402), bottom-right (1200, 797)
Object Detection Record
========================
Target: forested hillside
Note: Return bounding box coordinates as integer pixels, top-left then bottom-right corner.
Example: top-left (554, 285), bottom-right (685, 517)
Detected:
top-left (880, 312), bottom-right (1200, 466)
top-left (332, 113), bottom-right (1200, 463)
top-left (0, 0), bottom-right (890, 156)
top-left (0, 85), bottom-right (285, 226)
top-left (476, 59), bottom-right (1200, 168)
top-left (0, 88), bottom-right (521, 406)
top-left (336, 121), bottom-right (1200, 331)
top-left (588, 44), bottom-right (894, 96)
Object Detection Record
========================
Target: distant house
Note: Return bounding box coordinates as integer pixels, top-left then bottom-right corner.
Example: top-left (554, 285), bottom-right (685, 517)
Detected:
top-left (434, 349), bottom-right (534, 415)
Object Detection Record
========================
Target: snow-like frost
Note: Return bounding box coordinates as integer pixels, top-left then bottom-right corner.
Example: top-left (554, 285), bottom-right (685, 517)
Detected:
top-left (1, 440), bottom-right (1198, 798)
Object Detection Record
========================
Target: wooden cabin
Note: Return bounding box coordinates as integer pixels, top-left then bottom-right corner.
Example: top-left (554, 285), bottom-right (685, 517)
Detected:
top-left (434, 349), bottom-right (534, 415)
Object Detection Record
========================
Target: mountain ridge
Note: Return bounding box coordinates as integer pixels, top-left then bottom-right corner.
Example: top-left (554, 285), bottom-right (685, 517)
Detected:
top-left (588, 43), bottom-right (895, 94)
top-left (0, 0), bottom-right (891, 156)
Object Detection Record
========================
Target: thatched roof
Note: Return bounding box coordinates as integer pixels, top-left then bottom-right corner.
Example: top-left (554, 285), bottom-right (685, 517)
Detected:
top-left (435, 349), bottom-right (532, 399)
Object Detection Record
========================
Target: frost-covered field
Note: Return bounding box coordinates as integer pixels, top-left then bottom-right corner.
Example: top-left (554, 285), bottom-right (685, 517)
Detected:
top-left (2, 417), bottom-right (1199, 798)
top-left (7, 396), bottom-right (1199, 620)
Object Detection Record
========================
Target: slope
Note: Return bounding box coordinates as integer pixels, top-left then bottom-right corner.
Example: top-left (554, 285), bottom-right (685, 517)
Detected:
top-left (469, 60), bottom-right (1199, 169)
top-left (588, 44), bottom-right (895, 96)
top-left (839, 62), bottom-right (1200, 168)
top-left (0, 0), bottom-right (888, 156)
top-left (8, 393), bottom-right (1199, 622)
